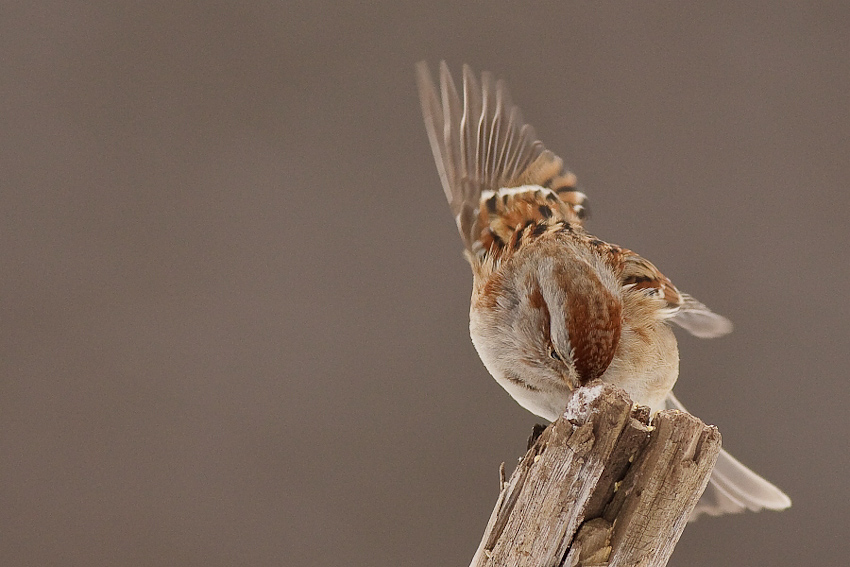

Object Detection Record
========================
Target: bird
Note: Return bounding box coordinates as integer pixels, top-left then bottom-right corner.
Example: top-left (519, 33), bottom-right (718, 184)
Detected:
top-left (415, 61), bottom-right (791, 520)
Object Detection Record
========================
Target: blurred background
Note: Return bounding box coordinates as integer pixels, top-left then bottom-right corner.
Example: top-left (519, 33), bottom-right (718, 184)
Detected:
top-left (2, 2), bottom-right (848, 566)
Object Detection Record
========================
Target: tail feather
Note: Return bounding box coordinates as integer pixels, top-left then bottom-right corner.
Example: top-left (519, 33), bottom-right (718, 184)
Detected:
top-left (665, 393), bottom-right (791, 521)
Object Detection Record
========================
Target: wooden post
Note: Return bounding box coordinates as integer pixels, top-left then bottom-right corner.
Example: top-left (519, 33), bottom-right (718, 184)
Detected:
top-left (470, 382), bottom-right (721, 567)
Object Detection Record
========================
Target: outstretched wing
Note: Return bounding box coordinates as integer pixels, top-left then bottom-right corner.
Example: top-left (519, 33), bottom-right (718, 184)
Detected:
top-left (665, 393), bottom-right (792, 521)
top-left (670, 293), bottom-right (734, 338)
top-left (619, 252), bottom-right (733, 338)
top-left (415, 61), bottom-right (587, 254)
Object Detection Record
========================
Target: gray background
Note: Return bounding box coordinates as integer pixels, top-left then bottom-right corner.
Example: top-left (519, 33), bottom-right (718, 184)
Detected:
top-left (3, 2), bottom-right (848, 566)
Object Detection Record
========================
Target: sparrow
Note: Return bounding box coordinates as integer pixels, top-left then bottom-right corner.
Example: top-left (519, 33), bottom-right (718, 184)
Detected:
top-left (415, 61), bottom-right (790, 520)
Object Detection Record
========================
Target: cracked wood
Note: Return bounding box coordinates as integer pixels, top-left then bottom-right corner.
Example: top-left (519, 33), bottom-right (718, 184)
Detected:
top-left (469, 382), bottom-right (721, 567)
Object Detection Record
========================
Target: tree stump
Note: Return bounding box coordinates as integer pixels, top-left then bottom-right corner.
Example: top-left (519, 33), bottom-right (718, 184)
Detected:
top-left (469, 382), bottom-right (721, 567)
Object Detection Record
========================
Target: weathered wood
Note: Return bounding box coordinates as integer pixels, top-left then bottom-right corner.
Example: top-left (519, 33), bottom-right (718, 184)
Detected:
top-left (469, 382), bottom-right (721, 567)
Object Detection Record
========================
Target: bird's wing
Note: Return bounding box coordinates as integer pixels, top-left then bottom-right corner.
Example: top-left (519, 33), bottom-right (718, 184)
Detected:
top-left (416, 61), bottom-right (587, 254)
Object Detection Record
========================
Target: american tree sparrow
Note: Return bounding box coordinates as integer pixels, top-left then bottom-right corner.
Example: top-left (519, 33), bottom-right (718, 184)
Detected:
top-left (416, 61), bottom-right (790, 520)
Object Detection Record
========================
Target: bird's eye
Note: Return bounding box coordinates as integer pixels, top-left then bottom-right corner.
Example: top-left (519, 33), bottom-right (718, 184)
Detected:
top-left (549, 346), bottom-right (562, 362)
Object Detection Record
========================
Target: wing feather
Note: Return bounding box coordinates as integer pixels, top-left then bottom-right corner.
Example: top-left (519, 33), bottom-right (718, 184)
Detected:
top-left (416, 61), bottom-right (584, 252)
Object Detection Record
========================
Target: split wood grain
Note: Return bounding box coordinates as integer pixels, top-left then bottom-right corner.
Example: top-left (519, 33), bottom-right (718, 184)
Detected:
top-left (469, 382), bottom-right (721, 567)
